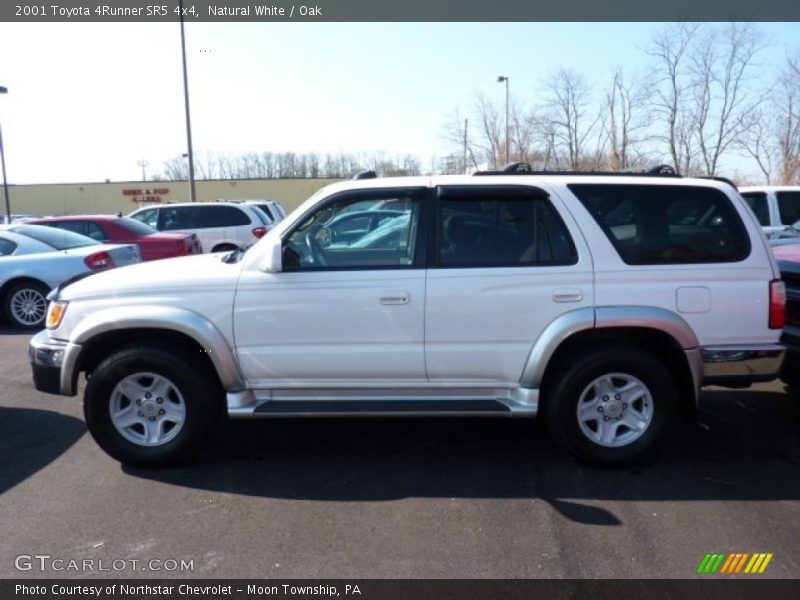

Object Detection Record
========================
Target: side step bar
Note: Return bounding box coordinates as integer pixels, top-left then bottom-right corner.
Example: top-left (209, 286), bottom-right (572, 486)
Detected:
top-left (252, 399), bottom-right (511, 417)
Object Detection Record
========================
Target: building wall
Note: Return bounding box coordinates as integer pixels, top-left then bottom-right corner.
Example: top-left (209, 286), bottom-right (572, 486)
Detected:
top-left (5, 178), bottom-right (342, 218)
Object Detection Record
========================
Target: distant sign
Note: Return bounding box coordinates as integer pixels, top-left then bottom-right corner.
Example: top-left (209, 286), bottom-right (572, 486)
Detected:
top-left (123, 188), bottom-right (170, 204)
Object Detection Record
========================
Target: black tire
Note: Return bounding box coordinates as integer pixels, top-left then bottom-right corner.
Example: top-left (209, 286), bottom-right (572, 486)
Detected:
top-left (84, 345), bottom-right (222, 467)
top-left (544, 346), bottom-right (678, 467)
top-left (3, 281), bottom-right (50, 329)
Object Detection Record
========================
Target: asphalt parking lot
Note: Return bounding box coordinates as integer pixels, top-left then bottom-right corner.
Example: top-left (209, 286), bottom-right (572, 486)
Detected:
top-left (1, 326), bottom-right (799, 579)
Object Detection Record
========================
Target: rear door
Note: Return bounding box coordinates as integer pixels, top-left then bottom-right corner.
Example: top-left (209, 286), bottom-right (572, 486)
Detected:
top-left (424, 184), bottom-right (593, 385)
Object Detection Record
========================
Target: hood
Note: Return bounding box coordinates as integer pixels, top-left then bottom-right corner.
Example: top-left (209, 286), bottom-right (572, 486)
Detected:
top-left (59, 252), bottom-right (240, 301)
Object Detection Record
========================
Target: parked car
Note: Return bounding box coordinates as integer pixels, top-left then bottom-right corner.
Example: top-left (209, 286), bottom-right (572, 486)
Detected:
top-left (1, 224), bottom-right (141, 329)
top-left (216, 199), bottom-right (288, 226)
top-left (772, 243), bottom-right (799, 388)
top-left (128, 202), bottom-right (269, 253)
top-left (27, 215), bottom-right (202, 261)
top-left (30, 167), bottom-right (785, 467)
top-left (739, 186), bottom-right (800, 240)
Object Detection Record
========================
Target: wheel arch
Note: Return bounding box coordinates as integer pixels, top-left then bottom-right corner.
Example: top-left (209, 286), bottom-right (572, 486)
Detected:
top-left (522, 306), bottom-right (701, 420)
top-left (1, 276), bottom-right (51, 304)
top-left (69, 307), bottom-right (245, 394)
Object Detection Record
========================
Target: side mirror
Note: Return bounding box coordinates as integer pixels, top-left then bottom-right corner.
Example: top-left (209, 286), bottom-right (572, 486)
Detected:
top-left (259, 235), bottom-right (283, 273)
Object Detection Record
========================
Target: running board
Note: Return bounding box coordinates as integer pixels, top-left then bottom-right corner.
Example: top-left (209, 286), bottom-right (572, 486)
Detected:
top-left (253, 398), bottom-right (510, 416)
top-left (227, 387), bottom-right (539, 418)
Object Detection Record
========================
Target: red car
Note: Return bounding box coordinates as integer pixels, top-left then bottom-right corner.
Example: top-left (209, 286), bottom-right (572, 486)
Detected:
top-left (28, 215), bottom-right (202, 261)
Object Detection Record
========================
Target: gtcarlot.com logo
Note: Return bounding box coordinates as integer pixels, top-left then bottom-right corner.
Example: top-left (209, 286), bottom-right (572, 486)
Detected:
top-left (697, 552), bottom-right (773, 574)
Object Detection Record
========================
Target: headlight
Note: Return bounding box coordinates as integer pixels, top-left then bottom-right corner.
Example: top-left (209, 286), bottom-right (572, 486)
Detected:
top-left (46, 301), bottom-right (68, 329)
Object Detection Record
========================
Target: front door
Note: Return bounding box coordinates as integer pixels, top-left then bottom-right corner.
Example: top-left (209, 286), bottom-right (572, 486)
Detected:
top-left (233, 187), bottom-right (429, 387)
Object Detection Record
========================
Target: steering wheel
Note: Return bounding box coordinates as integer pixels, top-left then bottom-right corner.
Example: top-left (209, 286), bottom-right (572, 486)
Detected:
top-left (304, 230), bottom-right (328, 267)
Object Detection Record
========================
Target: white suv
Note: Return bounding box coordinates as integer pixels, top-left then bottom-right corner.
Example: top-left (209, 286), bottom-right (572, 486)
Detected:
top-left (128, 202), bottom-right (270, 253)
top-left (30, 168), bottom-right (786, 467)
top-left (739, 186), bottom-right (800, 240)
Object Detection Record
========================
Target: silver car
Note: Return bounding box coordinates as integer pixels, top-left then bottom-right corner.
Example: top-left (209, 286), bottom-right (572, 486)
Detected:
top-left (0, 224), bottom-right (141, 329)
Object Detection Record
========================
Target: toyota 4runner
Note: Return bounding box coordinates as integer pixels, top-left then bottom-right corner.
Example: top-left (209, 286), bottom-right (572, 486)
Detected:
top-left (30, 167), bottom-right (786, 466)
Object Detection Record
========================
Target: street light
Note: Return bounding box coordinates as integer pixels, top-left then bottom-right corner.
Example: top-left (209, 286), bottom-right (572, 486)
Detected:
top-left (497, 76), bottom-right (509, 165)
top-left (0, 85), bottom-right (11, 223)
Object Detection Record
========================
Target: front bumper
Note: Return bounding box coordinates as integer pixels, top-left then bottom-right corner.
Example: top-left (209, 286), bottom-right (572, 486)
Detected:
top-left (701, 344), bottom-right (785, 386)
top-left (29, 330), bottom-right (81, 396)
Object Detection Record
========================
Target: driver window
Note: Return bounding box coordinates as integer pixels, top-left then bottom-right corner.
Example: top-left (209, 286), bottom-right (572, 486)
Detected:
top-left (283, 190), bottom-right (422, 271)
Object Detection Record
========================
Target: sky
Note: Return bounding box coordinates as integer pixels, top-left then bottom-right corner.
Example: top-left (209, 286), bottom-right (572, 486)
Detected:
top-left (0, 21), bottom-right (798, 184)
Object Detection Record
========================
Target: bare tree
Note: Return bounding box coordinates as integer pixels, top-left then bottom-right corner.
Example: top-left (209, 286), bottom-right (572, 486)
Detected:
top-left (602, 66), bottom-right (653, 170)
top-left (740, 109), bottom-right (778, 183)
top-left (647, 23), bottom-right (701, 174)
top-left (775, 53), bottom-right (800, 184)
top-left (691, 23), bottom-right (765, 176)
top-left (541, 69), bottom-right (599, 169)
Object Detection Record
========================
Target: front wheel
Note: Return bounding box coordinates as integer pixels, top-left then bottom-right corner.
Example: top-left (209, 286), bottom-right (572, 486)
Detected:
top-left (545, 347), bottom-right (678, 466)
top-left (84, 345), bottom-right (222, 466)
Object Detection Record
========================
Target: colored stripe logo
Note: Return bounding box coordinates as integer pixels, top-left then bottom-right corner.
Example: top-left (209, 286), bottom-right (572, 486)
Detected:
top-left (697, 553), bottom-right (773, 574)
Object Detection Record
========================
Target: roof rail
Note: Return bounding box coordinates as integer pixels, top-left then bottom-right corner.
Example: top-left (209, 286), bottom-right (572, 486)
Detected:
top-left (473, 162), bottom-right (682, 178)
top-left (699, 176), bottom-right (738, 190)
top-left (353, 170), bottom-right (377, 180)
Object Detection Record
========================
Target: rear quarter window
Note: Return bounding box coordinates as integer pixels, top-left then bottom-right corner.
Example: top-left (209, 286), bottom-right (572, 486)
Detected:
top-left (569, 184), bottom-right (750, 265)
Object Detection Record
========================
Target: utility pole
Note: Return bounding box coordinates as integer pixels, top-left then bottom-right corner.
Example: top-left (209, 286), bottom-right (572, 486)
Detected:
top-left (0, 86), bottom-right (11, 223)
top-left (179, 0), bottom-right (197, 202)
top-left (497, 76), bottom-right (509, 164)
top-left (137, 158), bottom-right (149, 182)
top-left (463, 118), bottom-right (468, 175)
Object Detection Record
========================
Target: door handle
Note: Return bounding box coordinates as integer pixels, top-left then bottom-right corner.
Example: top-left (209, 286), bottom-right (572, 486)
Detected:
top-left (380, 291), bottom-right (410, 305)
top-left (553, 289), bottom-right (583, 303)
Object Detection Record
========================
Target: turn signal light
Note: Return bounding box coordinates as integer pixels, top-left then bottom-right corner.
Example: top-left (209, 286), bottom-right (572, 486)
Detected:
top-left (46, 301), bottom-right (68, 329)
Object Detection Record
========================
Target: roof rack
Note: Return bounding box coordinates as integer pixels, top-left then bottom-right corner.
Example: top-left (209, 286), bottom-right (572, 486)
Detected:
top-left (473, 162), bottom-right (681, 177)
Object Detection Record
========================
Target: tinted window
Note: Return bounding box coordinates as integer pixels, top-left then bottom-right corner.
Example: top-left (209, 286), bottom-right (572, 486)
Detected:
top-left (777, 192), bottom-right (800, 226)
top-left (0, 237), bottom-right (17, 256)
top-left (283, 190), bottom-right (423, 270)
top-left (741, 192), bottom-right (770, 226)
top-left (437, 191), bottom-right (576, 267)
top-left (11, 224), bottom-right (99, 250)
top-left (256, 204), bottom-right (276, 221)
top-left (570, 184), bottom-right (750, 265)
top-left (48, 220), bottom-right (86, 235)
top-left (249, 207), bottom-right (269, 225)
top-left (132, 208), bottom-right (158, 229)
top-left (117, 217), bottom-right (157, 236)
top-left (161, 205), bottom-right (251, 230)
top-left (85, 222), bottom-right (108, 241)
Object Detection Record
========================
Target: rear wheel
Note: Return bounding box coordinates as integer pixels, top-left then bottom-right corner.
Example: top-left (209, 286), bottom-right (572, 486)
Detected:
top-left (545, 347), bottom-right (678, 466)
top-left (4, 281), bottom-right (49, 329)
top-left (84, 345), bottom-right (221, 466)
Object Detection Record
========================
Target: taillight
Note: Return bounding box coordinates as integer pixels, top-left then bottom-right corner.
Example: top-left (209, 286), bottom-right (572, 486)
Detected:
top-left (176, 241), bottom-right (189, 255)
top-left (84, 251), bottom-right (116, 270)
top-left (769, 279), bottom-right (786, 329)
top-left (252, 227), bottom-right (267, 239)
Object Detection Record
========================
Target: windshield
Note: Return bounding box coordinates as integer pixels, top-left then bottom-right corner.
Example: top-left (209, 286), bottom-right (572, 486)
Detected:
top-left (11, 224), bottom-right (101, 250)
top-left (117, 217), bottom-right (158, 236)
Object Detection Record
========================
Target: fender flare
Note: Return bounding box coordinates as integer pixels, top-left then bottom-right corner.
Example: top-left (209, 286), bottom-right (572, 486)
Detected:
top-left (519, 306), bottom-right (700, 389)
top-left (68, 305), bottom-right (245, 392)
